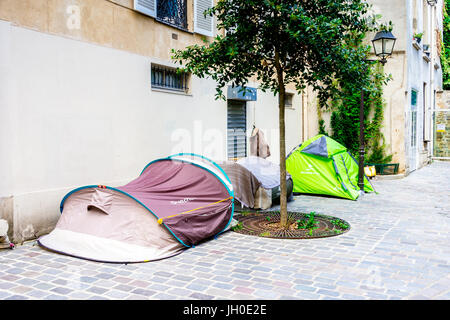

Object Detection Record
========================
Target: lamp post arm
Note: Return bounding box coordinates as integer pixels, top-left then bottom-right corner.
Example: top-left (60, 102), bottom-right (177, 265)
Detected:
top-left (358, 62), bottom-right (369, 191)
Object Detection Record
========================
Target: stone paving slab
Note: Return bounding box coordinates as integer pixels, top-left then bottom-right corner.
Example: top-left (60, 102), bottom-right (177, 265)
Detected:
top-left (0, 161), bottom-right (449, 300)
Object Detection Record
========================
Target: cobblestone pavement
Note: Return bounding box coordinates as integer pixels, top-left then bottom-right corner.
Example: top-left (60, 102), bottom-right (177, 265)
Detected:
top-left (1, 161), bottom-right (449, 300)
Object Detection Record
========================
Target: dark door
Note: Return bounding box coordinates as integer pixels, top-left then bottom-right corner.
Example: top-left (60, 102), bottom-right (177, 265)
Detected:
top-left (227, 100), bottom-right (247, 160)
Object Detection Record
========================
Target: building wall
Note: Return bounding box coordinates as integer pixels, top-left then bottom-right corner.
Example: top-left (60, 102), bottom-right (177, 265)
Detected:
top-left (0, 1), bottom-right (303, 242)
top-left (304, 0), bottom-right (443, 175)
top-left (370, 0), bottom-right (408, 172)
top-left (406, 0), bottom-right (435, 171)
top-left (303, 0), bottom-right (409, 172)
top-left (0, 0), bottom-right (204, 61)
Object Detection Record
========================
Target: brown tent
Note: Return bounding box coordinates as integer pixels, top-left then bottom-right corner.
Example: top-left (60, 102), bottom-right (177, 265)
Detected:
top-left (39, 154), bottom-right (234, 263)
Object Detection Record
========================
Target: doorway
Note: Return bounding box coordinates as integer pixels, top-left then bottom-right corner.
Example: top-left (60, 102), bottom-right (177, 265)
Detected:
top-left (410, 89), bottom-right (418, 172)
top-left (227, 100), bottom-right (247, 160)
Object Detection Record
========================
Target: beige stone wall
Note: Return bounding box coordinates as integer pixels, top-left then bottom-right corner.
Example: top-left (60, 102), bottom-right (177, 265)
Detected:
top-left (434, 91), bottom-right (450, 158)
top-left (302, 50), bottom-right (408, 172)
top-left (0, 0), bottom-right (207, 61)
top-left (379, 52), bottom-right (408, 172)
top-left (369, 0), bottom-right (408, 52)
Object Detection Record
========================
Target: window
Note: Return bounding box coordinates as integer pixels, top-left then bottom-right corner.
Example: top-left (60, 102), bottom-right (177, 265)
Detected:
top-left (134, 0), bottom-right (213, 35)
top-left (411, 89), bottom-right (418, 148)
top-left (285, 93), bottom-right (294, 109)
top-left (157, 0), bottom-right (188, 30)
top-left (423, 82), bottom-right (428, 143)
top-left (151, 64), bottom-right (189, 92)
top-left (134, 0), bottom-right (188, 30)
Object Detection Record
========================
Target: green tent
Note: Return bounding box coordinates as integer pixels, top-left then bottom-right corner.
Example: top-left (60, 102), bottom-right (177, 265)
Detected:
top-left (286, 135), bottom-right (374, 200)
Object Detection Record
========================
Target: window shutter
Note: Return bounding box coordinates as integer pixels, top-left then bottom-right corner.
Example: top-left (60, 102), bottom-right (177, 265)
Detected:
top-left (194, 0), bottom-right (214, 37)
top-left (134, 0), bottom-right (157, 18)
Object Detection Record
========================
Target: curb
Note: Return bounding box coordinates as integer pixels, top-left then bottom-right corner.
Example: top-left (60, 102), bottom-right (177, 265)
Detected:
top-left (372, 173), bottom-right (406, 180)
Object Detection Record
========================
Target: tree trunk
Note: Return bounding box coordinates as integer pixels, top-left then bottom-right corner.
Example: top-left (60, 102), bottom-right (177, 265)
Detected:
top-left (278, 84), bottom-right (288, 228)
top-left (275, 52), bottom-right (288, 228)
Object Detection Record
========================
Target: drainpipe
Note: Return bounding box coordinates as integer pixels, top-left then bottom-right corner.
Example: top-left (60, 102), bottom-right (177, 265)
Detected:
top-left (429, 4), bottom-right (435, 162)
top-left (301, 90), bottom-right (306, 142)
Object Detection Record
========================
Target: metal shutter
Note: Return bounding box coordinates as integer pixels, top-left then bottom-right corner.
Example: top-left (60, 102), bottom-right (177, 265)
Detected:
top-left (134, 0), bottom-right (157, 17)
top-left (194, 0), bottom-right (213, 37)
top-left (227, 101), bottom-right (247, 160)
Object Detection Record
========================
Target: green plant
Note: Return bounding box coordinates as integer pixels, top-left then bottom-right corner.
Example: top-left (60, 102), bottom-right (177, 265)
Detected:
top-left (379, 21), bottom-right (393, 32)
top-left (413, 32), bottom-right (423, 40)
top-left (266, 216), bottom-right (271, 222)
top-left (296, 212), bottom-right (319, 230)
top-left (330, 219), bottom-right (349, 230)
top-left (232, 222), bottom-right (243, 231)
top-left (318, 119), bottom-right (327, 135)
top-left (319, 40), bottom-right (393, 164)
top-left (442, 1), bottom-right (450, 90)
top-left (259, 231), bottom-right (271, 237)
top-left (365, 138), bottom-right (393, 164)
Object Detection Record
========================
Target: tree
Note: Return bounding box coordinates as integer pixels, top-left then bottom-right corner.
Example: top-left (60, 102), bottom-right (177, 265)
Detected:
top-left (172, 0), bottom-right (377, 228)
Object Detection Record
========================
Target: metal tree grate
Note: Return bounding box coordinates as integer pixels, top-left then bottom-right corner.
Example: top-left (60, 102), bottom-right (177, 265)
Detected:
top-left (233, 211), bottom-right (350, 239)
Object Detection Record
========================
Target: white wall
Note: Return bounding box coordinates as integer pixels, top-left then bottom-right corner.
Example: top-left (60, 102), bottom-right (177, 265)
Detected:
top-left (0, 20), bottom-right (14, 196)
top-left (0, 22), bottom-right (303, 242)
top-left (405, 0), bottom-right (442, 172)
top-left (246, 89), bottom-right (302, 164)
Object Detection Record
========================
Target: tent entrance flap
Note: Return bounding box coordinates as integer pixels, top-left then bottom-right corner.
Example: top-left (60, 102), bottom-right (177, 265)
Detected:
top-left (340, 154), bottom-right (358, 190)
top-left (87, 204), bottom-right (110, 215)
top-left (332, 157), bottom-right (348, 191)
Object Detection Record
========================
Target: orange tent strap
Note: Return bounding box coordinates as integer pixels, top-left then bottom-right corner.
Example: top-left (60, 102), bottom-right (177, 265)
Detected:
top-left (159, 196), bottom-right (233, 224)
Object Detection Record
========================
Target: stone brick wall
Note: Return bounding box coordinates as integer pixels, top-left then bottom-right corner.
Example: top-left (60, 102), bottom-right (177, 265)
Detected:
top-left (434, 91), bottom-right (450, 158)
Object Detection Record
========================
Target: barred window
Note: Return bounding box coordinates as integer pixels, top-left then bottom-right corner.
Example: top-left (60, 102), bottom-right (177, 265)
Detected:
top-left (151, 64), bottom-right (189, 92)
top-left (157, 0), bottom-right (188, 30)
top-left (134, 0), bottom-right (189, 31)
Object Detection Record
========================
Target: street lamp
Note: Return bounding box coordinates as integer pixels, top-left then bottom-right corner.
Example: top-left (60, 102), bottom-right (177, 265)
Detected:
top-left (371, 30), bottom-right (397, 65)
top-left (358, 30), bottom-right (397, 192)
top-left (426, 0), bottom-right (437, 6)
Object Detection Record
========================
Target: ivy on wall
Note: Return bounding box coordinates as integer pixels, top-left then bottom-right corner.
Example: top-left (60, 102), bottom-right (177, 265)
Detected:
top-left (442, 0), bottom-right (450, 90)
top-left (318, 31), bottom-right (393, 164)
